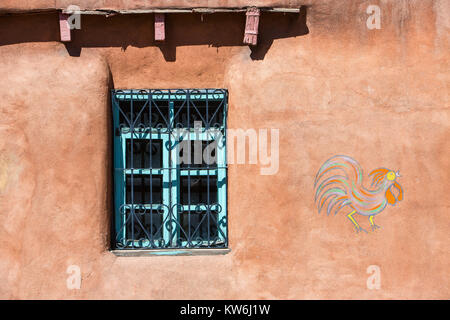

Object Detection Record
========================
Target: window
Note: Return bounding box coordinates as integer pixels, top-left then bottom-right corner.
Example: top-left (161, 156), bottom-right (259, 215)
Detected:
top-left (111, 89), bottom-right (228, 250)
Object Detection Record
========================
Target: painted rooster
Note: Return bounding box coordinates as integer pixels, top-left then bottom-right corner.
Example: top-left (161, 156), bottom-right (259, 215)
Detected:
top-left (314, 155), bottom-right (403, 233)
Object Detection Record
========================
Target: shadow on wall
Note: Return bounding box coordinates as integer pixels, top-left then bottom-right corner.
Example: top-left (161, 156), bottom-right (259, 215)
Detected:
top-left (0, 8), bottom-right (308, 60)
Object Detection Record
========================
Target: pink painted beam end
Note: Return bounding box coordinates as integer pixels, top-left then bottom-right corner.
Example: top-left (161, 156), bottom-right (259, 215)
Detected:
top-left (154, 13), bottom-right (165, 41)
top-left (59, 12), bottom-right (71, 42)
top-left (243, 7), bottom-right (260, 46)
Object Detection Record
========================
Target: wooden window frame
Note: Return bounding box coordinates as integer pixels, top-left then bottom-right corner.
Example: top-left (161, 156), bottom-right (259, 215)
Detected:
top-left (111, 90), bottom-right (228, 250)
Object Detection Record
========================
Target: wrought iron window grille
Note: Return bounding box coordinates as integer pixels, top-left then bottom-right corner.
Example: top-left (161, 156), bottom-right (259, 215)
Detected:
top-left (111, 89), bottom-right (228, 250)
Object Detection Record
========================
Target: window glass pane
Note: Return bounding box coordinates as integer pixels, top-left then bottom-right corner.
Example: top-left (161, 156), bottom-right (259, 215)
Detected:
top-left (180, 176), bottom-right (217, 205)
top-left (126, 139), bottom-right (162, 169)
top-left (179, 140), bottom-right (217, 168)
top-left (126, 174), bottom-right (162, 204)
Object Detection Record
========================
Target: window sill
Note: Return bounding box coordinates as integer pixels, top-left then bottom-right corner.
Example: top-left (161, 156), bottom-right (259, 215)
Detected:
top-left (111, 248), bottom-right (231, 257)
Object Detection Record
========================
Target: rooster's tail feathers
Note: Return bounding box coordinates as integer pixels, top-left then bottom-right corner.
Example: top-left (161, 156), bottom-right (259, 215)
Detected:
top-left (314, 155), bottom-right (362, 216)
top-left (314, 155), bottom-right (363, 187)
top-left (316, 188), bottom-right (350, 215)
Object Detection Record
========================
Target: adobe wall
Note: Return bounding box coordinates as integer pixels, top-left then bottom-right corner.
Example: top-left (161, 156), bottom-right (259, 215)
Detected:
top-left (0, 0), bottom-right (448, 299)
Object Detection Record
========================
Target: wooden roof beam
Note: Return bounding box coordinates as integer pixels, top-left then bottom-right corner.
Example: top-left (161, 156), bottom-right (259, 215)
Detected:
top-left (60, 7), bottom-right (301, 15)
top-left (243, 8), bottom-right (260, 46)
top-left (58, 12), bottom-right (71, 42)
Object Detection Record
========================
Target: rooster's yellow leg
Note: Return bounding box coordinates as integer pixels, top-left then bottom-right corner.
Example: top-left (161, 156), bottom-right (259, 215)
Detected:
top-left (347, 210), bottom-right (367, 233)
top-left (369, 216), bottom-right (380, 231)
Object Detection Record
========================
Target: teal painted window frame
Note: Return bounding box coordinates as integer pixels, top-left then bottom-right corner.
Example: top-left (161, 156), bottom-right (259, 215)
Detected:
top-left (111, 89), bottom-right (228, 250)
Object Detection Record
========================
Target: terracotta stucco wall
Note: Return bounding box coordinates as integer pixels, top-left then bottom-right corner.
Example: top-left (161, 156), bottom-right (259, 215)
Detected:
top-left (0, 0), bottom-right (449, 299)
